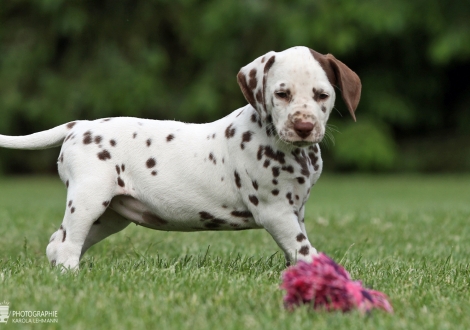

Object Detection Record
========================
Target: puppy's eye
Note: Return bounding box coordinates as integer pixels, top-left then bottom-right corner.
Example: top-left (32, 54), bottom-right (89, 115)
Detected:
top-left (275, 92), bottom-right (288, 99)
top-left (319, 93), bottom-right (329, 100)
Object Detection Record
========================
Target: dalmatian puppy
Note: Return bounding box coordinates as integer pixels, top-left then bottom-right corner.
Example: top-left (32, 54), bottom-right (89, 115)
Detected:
top-left (0, 46), bottom-right (361, 270)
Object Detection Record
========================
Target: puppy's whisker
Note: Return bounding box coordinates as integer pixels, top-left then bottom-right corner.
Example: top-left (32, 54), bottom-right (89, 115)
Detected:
top-left (333, 106), bottom-right (342, 117)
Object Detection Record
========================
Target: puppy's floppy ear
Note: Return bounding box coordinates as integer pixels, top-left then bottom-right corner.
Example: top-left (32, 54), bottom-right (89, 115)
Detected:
top-left (237, 51), bottom-right (276, 115)
top-left (310, 49), bottom-right (362, 121)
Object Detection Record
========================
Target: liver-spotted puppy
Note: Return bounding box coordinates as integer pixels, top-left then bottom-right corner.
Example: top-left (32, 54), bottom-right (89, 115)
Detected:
top-left (0, 46), bottom-right (361, 270)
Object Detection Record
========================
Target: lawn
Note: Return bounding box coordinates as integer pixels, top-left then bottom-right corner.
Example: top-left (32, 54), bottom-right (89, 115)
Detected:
top-left (0, 175), bottom-right (469, 329)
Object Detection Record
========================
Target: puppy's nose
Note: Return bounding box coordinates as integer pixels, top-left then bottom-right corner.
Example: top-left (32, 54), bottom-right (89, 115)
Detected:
top-left (294, 121), bottom-right (314, 139)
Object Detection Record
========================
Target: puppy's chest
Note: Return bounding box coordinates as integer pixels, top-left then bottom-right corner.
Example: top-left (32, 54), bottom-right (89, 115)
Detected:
top-left (232, 137), bottom-right (322, 206)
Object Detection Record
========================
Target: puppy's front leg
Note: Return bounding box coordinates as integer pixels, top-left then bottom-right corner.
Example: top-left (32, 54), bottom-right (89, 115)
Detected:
top-left (258, 207), bottom-right (318, 266)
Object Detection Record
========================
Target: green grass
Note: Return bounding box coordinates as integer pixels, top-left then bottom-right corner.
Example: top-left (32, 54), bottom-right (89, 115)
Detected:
top-left (0, 175), bottom-right (469, 329)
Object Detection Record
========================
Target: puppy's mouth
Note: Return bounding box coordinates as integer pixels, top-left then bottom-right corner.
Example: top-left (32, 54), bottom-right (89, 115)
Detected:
top-left (277, 134), bottom-right (319, 147)
top-left (291, 140), bottom-right (316, 147)
top-left (277, 130), bottom-right (323, 147)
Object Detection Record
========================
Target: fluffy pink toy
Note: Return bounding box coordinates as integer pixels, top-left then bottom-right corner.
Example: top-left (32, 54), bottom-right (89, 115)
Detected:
top-left (281, 253), bottom-right (393, 313)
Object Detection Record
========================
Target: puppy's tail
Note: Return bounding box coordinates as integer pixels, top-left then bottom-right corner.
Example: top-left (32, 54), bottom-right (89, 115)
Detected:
top-left (0, 122), bottom-right (76, 150)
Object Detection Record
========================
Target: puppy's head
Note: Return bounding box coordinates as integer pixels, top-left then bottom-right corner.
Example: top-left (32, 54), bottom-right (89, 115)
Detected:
top-left (237, 46), bottom-right (361, 146)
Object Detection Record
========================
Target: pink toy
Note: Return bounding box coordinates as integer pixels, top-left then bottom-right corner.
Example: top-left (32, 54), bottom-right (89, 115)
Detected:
top-left (281, 253), bottom-right (393, 313)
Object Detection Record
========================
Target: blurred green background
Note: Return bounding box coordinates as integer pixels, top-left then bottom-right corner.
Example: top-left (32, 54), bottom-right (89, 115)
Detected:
top-left (1, 0), bottom-right (470, 174)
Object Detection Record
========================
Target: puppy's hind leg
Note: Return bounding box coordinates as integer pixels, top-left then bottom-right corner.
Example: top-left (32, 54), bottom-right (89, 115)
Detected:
top-left (80, 207), bottom-right (131, 258)
top-left (46, 180), bottom-right (116, 270)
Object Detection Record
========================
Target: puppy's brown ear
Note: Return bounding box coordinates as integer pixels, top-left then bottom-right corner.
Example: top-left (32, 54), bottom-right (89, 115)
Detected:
top-left (310, 49), bottom-right (361, 121)
top-left (237, 51), bottom-right (276, 115)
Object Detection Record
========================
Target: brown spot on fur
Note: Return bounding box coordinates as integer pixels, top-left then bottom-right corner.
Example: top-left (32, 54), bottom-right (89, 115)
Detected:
top-left (296, 233), bottom-right (306, 242)
top-left (272, 179), bottom-right (278, 185)
top-left (102, 201), bottom-right (110, 207)
top-left (146, 139), bottom-right (152, 147)
top-left (66, 122), bottom-right (76, 129)
top-left (146, 158), bottom-right (156, 168)
top-left (255, 89), bottom-right (263, 104)
top-left (83, 131), bottom-right (92, 144)
top-left (286, 192), bottom-right (294, 205)
top-left (282, 165), bottom-right (294, 173)
top-left (133, 132), bottom-right (137, 138)
top-left (199, 211), bottom-right (214, 220)
top-left (241, 131), bottom-right (253, 150)
top-left (272, 189), bottom-right (279, 196)
top-left (251, 113), bottom-right (258, 123)
top-left (68, 200), bottom-right (72, 207)
top-left (272, 167), bottom-right (280, 177)
top-left (117, 177), bottom-right (125, 187)
top-left (264, 146), bottom-right (285, 164)
top-left (97, 150), bottom-right (111, 160)
top-left (250, 111), bottom-right (262, 128)
top-left (263, 159), bottom-right (270, 168)
top-left (62, 230), bottom-right (66, 242)
top-left (167, 134), bottom-right (175, 142)
top-left (252, 180), bottom-right (258, 190)
top-left (299, 245), bottom-right (310, 256)
top-left (264, 55), bottom-right (276, 74)
top-left (121, 164), bottom-right (125, 172)
top-left (115, 165), bottom-right (121, 174)
top-left (71, 207), bottom-right (75, 214)
top-left (309, 152), bottom-right (319, 165)
top-left (231, 210), bottom-right (253, 218)
top-left (209, 152), bottom-right (216, 164)
top-left (205, 223), bottom-right (221, 229)
top-left (143, 212), bottom-right (168, 225)
top-left (151, 171), bottom-right (157, 176)
top-left (211, 219), bottom-right (227, 225)
top-left (296, 177), bottom-right (306, 184)
top-left (248, 69), bottom-right (258, 90)
top-left (110, 139), bottom-right (116, 147)
top-left (292, 150), bottom-right (310, 177)
top-left (249, 195), bottom-right (259, 206)
top-left (234, 171), bottom-right (241, 188)
top-left (225, 124), bottom-right (236, 139)
top-left (94, 136), bottom-right (102, 144)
